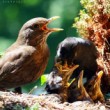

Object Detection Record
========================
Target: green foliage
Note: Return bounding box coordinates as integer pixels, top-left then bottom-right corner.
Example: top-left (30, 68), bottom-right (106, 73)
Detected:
top-left (80, 0), bottom-right (97, 15)
top-left (41, 75), bottom-right (47, 86)
top-left (26, 103), bottom-right (39, 110)
top-left (73, 0), bottom-right (110, 37)
top-left (73, 0), bottom-right (95, 37)
top-left (73, 9), bottom-right (90, 37)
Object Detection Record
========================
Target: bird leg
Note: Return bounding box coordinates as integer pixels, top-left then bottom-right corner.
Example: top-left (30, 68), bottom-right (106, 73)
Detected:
top-left (14, 87), bottom-right (22, 94)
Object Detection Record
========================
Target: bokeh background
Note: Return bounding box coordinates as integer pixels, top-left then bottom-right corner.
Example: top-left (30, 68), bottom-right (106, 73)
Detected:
top-left (0, 0), bottom-right (82, 94)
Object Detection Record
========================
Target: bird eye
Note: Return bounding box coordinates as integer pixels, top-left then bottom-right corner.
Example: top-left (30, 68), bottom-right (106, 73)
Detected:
top-left (31, 24), bottom-right (39, 30)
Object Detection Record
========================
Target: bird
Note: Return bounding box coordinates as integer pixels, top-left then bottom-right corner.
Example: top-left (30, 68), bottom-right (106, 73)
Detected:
top-left (85, 71), bottom-right (105, 103)
top-left (55, 37), bottom-right (98, 79)
top-left (0, 16), bottom-right (63, 93)
top-left (59, 64), bottom-right (79, 102)
top-left (45, 61), bottom-right (79, 95)
top-left (46, 37), bottom-right (98, 93)
top-left (68, 71), bottom-right (92, 103)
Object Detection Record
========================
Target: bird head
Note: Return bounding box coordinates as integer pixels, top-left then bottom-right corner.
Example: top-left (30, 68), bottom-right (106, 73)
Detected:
top-left (85, 71), bottom-right (105, 102)
top-left (45, 63), bottom-right (79, 94)
top-left (18, 16), bottom-right (63, 45)
top-left (85, 71), bottom-right (103, 93)
top-left (68, 71), bottom-right (92, 102)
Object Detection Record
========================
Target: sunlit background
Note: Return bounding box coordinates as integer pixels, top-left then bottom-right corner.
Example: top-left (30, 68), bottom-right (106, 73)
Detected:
top-left (0, 0), bottom-right (81, 94)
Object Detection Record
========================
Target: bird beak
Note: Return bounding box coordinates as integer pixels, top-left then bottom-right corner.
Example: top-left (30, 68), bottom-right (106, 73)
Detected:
top-left (41, 16), bottom-right (63, 32)
top-left (48, 16), bottom-right (64, 32)
top-left (96, 71), bottom-right (103, 81)
top-left (66, 65), bottom-right (79, 76)
top-left (64, 65), bottom-right (79, 82)
top-left (78, 71), bottom-right (84, 88)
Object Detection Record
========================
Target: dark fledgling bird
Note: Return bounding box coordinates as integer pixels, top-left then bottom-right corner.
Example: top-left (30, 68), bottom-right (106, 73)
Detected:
top-left (85, 71), bottom-right (105, 103)
top-left (55, 37), bottom-right (98, 79)
top-left (0, 16), bottom-right (63, 92)
top-left (68, 71), bottom-right (92, 103)
top-left (46, 37), bottom-right (98, 93)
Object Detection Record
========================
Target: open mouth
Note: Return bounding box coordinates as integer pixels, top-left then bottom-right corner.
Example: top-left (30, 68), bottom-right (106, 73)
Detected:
top-left (41, 16), bottom-right (63, 32)
top-left (95, 71), bottom-right (103, 82)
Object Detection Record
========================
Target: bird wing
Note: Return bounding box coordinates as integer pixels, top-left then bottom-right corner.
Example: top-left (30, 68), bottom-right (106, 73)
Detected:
top-left (0, 45), bottom-right (35, 80)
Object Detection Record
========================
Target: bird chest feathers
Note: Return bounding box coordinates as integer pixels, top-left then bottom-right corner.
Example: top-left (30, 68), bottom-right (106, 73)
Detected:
top-left (32, 43), bottom-right (49, 65)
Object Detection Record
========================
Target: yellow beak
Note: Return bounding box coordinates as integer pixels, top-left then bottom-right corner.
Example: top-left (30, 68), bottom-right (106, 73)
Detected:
top-left (48, 16), bottom-right (64, 32)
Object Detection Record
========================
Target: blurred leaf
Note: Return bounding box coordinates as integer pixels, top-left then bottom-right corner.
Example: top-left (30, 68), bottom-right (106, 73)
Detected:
top-left (41, 75), bottom-right (48, 86)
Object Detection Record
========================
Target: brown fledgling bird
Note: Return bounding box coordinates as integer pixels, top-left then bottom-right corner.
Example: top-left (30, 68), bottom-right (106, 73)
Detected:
top-left (85, 71), bottom-right (105, 103)
top-left (0, 16), bottom-right (63, 92)
top-left (45, 61), bottom-right (79, 102)
top-left (59, 64), bottom-right (79, 102)
top-left (45, 61), bottom-right (79, 94)
top-left (68, 71), bottom-right (92, 103)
